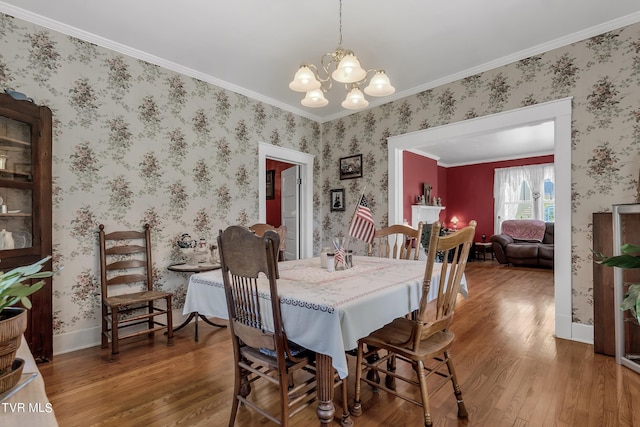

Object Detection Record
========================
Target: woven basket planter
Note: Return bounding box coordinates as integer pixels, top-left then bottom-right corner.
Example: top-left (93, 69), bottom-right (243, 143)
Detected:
top-left (0, 358), bottom-right (24, 395)
top-left (0, 307), bottom-right (27, 375)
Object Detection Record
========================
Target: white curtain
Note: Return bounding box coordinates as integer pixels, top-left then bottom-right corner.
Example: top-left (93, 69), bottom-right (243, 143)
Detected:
top-left (493, 163), bottom-right (554, 234)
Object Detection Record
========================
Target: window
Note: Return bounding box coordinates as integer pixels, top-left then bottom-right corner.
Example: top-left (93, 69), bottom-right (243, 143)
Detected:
top-left (494, 163), bottom-right (554, 233)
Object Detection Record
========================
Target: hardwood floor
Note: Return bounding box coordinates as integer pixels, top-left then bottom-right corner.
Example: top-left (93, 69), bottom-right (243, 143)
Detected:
top-left (39, 261), bottom-right (640, 426)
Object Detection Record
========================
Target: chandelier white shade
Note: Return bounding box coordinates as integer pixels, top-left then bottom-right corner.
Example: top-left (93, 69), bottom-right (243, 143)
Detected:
top-left (301, 88), bottom-right (329, 107)
top-left (289, 66), bottom-right (321, 92)
top-left (289, 0), bottom-right (395, 110)
top-left (342, 87), bottom-right (368, 109)
top-left (331, 54), bottom-right (367, 83)
top-left (364, 71), bottom-right (395, 97)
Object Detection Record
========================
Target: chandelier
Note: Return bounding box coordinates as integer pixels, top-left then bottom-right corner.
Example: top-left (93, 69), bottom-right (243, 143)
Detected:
top-left (288, 0), bottom-right (395, 110)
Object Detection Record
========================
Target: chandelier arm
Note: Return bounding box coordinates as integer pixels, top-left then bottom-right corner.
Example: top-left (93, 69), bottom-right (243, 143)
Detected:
top-left (348, 68), bottom-right (378, 88)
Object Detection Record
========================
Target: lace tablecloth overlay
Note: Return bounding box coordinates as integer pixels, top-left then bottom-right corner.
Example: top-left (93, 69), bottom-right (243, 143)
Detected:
top-left (184, 256), bottom-right (467, 378)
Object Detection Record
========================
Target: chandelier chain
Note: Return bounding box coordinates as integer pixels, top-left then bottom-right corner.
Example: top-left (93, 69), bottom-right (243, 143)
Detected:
top-left (338, 0), bottom-right (343, 47)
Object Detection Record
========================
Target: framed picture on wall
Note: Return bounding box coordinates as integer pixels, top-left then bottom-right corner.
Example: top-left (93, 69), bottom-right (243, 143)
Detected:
top-left (339, 154), bottom-right (362, 180)
top-left (330, 189), bottom-right (345, 211)
top-left (266, 169), bottom-right (275, 200)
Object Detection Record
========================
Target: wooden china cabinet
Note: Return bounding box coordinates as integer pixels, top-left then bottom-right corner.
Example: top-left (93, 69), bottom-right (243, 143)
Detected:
top-left (0, 92), bottom-right (53, 362)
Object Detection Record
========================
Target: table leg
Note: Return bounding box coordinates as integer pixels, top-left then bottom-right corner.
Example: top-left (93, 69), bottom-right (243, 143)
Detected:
top-left (315, 353), bottom-right (352, 426)
top-left (316, 354), bottom-right (335, 424)
top-left (173, 311), bottom-right (226, 342)
top-left (173, 312), bottom-right (197, 333)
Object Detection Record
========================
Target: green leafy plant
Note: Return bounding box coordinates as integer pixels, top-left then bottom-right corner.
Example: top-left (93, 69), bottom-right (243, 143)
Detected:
top-left (0, 256), bottom-right (54, 314)
top-left (595, 243), bottom-right (640, 323)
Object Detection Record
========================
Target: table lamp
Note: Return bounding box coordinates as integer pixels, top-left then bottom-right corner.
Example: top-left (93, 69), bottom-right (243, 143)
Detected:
top-left (451, 216), bottom-right (459, 230)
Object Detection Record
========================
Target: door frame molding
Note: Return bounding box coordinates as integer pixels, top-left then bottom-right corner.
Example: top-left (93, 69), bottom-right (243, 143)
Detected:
top-left (387, 97), bottom-right (574, 341)
top-left (258, 142), bottom-right (314, 259)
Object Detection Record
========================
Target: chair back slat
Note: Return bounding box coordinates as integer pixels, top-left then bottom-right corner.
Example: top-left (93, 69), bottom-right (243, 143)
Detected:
top-left (106, 259), bottom-right (147, 271)
top-left (106, 273), bottom-right (147, 286)
top-left (105, 245), bottom-right (146, 256)
top-left (414, 220), bottom-right (476, 352)
top-left (368, 222), bottom-right (424, 261)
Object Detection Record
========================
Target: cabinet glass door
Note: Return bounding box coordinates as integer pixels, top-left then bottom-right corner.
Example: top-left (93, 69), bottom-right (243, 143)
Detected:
top-left (0, 115), bottom-right (34, 251)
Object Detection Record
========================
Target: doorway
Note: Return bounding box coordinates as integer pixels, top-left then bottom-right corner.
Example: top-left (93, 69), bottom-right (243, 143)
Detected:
top-left (281, 165), bottom-right (300, 260)
top-left (258, 142), bottom-right (314, 259)
top-left (387, 98), bottom-right (574, 341)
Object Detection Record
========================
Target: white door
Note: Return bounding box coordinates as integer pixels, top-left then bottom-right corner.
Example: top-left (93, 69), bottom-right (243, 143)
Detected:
top-left (281, 166), bottom-right (300, 260)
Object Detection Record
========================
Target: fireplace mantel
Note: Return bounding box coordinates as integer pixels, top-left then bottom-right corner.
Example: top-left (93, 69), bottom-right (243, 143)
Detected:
top-left (411, 205), bottom-right (445, 228)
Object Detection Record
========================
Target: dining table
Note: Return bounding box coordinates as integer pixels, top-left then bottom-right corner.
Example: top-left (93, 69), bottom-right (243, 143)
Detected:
top-left (183, 255), bottom-right (467, 425)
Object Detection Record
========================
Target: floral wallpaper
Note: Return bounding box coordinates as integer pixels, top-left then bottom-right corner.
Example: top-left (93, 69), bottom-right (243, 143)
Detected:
top-left (321, 24), bottom-right (640, 326)
top-left (0, 13), bottom-right (322, 345)
top-left (0, 11), bottom-right (638, 351)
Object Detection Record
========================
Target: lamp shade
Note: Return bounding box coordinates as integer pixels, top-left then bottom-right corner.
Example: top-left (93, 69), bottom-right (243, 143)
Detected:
top-left (289, 65), bottom-right (321, 92)
top-left (364, 70), bottom-right (395, 97)
top-left (331, 54), bottom-right (367, 83)
top-left (301, 89), bottom-right (329, 107)
top-left (341, 87), bottom-right (369, 110)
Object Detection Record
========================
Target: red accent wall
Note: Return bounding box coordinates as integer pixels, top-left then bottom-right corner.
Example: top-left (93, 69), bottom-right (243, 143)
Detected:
top-left (402, 152), bottom-right (447, 223)
top-left (265, 159), bottom-right (295, 227)
top-left (403, 152), bottom-right (553, 241)
top-left (444, 155), bottom-right (554, 241)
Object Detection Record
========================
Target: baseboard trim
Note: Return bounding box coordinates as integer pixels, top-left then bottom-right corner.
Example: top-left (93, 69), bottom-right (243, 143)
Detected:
top-left (53, 309), bottom-right (188, 356)
top-left (571, 322), bottom-right (594, 345)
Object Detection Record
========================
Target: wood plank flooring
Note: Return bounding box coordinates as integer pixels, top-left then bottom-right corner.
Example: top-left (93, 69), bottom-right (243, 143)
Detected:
top-left (39, 261), bottom-right (640, 426)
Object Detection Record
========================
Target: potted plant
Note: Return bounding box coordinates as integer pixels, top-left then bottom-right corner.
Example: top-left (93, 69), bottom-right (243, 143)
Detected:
top-left (595, 243), bottom-right (640, 323)
top-left (0, 256), bottom-right (54, 394)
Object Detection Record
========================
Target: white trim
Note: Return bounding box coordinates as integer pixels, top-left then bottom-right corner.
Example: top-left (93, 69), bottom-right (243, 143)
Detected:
top-left (571, 322), bottom-right (594, 345)
top-left (53, 326), bottom-right (100, 355)
top-left (388, 97), bottom-right (574, 341)
top-left (258, 142), bottom-right (314, 259)
top-left (2, 3), bottom-right (637, 124)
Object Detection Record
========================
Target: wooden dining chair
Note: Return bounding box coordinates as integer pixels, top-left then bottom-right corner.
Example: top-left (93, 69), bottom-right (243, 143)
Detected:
top-left (353, 220), bottom-right (476, 427)
top-left (368, 222), bottom-right (424, 260)
top-left (218, 225), bottom-right (348, 426)
top-left (249, 223), bottom-right (287, 261)
top-left (98, 224), bottom-right (174, 360)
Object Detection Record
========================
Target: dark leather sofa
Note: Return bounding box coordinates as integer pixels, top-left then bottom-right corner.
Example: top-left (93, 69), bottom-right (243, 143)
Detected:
top-left (490, 222), bottom-right (554, 268)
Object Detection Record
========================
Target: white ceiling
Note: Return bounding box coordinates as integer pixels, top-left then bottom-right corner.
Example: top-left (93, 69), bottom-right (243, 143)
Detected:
top-left (413, 120), bottom-right (555, 167)
top-left (1, 0), bottom-right (639, 163)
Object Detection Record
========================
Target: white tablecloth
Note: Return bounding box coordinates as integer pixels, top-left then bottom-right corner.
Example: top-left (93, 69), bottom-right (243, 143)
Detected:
top-left (184, 256), bottom-right (467, 378)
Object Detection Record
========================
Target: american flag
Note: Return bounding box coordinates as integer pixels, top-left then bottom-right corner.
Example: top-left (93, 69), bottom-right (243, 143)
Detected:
top-left (348, 194), bottom-right (376, 244)
top-left (334, 245), bottom-right (345, 267)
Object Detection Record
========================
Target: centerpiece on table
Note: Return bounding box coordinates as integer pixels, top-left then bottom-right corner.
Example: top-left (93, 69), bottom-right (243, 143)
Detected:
top-left (0, 256), bottom-right (54, 394)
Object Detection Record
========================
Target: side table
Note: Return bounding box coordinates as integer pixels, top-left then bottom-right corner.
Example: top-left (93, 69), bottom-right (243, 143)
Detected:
top-left (475, 242), bottom-right (494, 261)
top-left (167, 262), bottom-right (227, 341)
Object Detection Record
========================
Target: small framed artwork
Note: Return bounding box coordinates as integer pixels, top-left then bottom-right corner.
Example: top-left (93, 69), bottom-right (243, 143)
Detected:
top-left (330, 189), bottom-right (345, 212)
top-left (339, 154), bottom-right (363, 180)
top-left (266, 169), bottom-right (275, 200)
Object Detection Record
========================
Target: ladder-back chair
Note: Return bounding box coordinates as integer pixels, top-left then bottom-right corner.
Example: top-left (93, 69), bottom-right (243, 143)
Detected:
top-left (218, 225), bottom-right (347, 426)
top-left (368, 222), bottom-right (424, 260)
top-left (353, 220), bottom-right (476, 426)
top-left (98, 224), bottom-right (174, 360)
